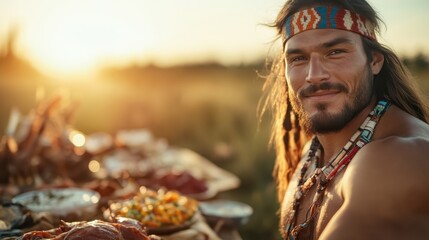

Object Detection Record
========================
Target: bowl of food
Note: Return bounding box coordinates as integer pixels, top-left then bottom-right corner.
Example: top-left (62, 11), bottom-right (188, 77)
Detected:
top-left (12, 188), bottom-right (100, 221)
top-left (199, 199), bottom-right (253, 226)
top-left (104, 187), bottom-right (198, 235)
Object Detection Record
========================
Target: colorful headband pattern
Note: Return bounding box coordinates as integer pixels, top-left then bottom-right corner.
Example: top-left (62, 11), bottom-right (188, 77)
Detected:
top-left (284, 6), bottom-right (377, 42)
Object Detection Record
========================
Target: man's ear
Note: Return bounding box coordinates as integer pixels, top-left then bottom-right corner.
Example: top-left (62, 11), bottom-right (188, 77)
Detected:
top-left (370, 51), bottom-right (384, 75)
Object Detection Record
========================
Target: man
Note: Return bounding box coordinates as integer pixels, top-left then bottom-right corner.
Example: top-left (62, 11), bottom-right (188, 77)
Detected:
top-left (260, 0), bottom-right (429, 239)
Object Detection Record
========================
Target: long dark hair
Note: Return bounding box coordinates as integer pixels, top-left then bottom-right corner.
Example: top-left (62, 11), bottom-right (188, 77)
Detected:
top-left (260, 0), bottom-right (429, 204)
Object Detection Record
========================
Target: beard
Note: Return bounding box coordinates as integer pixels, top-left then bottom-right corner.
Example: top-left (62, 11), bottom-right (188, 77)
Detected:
top-left (289, 68), bottom-right (374, 134)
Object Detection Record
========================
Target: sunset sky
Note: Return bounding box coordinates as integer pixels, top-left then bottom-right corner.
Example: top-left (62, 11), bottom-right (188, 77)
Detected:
top-left (0, 0), bottom-right (428, 78)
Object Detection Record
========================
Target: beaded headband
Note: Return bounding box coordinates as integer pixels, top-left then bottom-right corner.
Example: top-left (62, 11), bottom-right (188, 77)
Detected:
top-left (283, 6), bottom-right (377, 42)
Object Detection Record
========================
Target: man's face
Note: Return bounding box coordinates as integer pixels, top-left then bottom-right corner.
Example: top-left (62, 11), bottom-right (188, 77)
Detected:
top-left (284, 29), bottom-right (377, 134)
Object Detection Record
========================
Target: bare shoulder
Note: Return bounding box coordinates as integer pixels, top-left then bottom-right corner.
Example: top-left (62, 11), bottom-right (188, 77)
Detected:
top-left (343, 105), bottom-right (429, 204)
top-left (345, 106), bottom-right (429, 197)
top-left (357, 134), bottom-right (429, 170)
top-left (320, 111), bottom-right (429, 239)
top-left (345, 135), bottom-right (429, 200)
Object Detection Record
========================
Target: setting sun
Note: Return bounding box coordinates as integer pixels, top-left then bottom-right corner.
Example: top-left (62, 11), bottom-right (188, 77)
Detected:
top-left (16, 0), bottom-right (157, 78)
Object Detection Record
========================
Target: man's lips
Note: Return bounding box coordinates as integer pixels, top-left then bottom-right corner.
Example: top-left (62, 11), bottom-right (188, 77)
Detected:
top-left (298, 82), bottom-right (348, 99)
top-left (306, 90), bottom-right (341, 98)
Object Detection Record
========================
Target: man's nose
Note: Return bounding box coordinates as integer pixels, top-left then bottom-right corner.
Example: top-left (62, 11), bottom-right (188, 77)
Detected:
top-left (305, 54), bottom-right (329, 83)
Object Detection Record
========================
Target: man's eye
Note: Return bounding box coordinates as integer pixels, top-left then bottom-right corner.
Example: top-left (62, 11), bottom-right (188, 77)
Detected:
top-left (290, 56), bottom-right (306, 63)
top-left (328, 50), bottom-right (345, 56)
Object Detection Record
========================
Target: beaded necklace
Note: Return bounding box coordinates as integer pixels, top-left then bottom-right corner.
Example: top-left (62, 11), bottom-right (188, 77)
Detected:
top-left (284, 100), bottom-right (391, 240)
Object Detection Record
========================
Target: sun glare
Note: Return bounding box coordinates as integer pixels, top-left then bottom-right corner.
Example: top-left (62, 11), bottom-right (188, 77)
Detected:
top-left (33, 42), bottom-right (99, 78)
top-left (16, 0), bottom-right (156, 79)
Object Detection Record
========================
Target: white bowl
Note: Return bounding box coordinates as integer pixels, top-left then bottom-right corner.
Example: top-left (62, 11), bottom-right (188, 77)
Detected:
top-left (12, 188), bottom-right (100, 221)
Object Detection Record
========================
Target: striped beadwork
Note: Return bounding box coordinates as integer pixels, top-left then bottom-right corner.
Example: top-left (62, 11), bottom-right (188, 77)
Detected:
top-left (285, 100), bottom-right (391, 239)
top-left (284, 6), bottom-right (377, 42)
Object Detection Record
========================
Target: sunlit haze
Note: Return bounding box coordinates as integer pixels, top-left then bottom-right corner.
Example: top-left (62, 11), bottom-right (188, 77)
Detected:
top-left (0, 0), bottom-right (428, 78)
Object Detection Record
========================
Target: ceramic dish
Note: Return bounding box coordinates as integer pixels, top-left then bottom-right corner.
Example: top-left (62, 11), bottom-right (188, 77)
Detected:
top-left (199, 199), bottom-right (253, 225)
top-left (12, 188), bottom-right (100, 221)
top-left (104, 188), bottom-right (198, 234)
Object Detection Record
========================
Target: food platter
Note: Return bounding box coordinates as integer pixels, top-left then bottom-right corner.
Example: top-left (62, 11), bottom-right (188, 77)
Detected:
top-left (11, 188), bottom-right (100, 221)
top-left (102, 147), bottom-right (240, 201)
top-left (104, 188), bottom-right (199, 235)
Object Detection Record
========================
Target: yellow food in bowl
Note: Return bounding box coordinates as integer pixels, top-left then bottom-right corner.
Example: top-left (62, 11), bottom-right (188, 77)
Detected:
top-left (107, 187), bottom-right (198, 228)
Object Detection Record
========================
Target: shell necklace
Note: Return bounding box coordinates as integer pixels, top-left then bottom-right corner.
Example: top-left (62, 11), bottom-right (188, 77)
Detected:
top-left (285, 99), bottom-right (391, 239)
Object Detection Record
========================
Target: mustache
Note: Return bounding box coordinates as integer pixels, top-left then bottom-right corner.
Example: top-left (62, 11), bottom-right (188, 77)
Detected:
top-left (298, 82), bottom-right (348, 98)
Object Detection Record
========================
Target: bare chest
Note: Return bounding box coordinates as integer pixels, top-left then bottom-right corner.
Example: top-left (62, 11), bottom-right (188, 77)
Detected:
top-left (281, 171), bottom-right (345, 239)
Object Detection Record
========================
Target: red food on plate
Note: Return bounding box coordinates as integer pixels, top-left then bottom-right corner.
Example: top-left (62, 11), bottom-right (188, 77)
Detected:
top-left (138, 170), bottom-right (208, 195)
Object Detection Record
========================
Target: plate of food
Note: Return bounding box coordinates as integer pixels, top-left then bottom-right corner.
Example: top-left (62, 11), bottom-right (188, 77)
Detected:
top-left (134, 168), bottom-right (215, 200)
top-left (104, 187), bottom-right (198, 235)
top-left (11, 188), bottom-right (100, 221)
